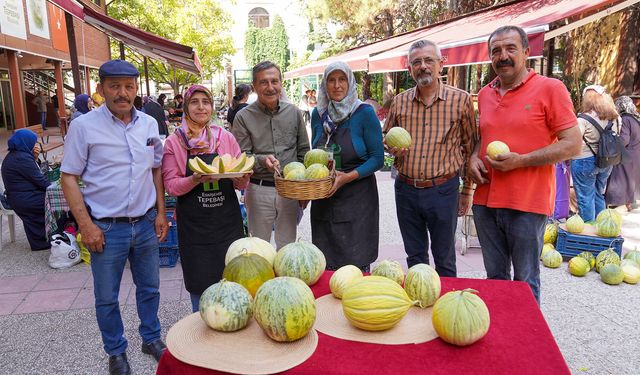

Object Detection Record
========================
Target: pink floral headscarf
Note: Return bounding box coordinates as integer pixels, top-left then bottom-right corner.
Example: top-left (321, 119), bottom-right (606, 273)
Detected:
top-left (178, 85), bottom-right (215, 153)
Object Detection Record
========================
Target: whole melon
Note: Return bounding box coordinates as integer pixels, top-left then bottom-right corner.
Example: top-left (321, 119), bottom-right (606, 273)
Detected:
top-left (486, 141), bottom-right (510, 160)
top-left (253, 277), bottom-right (316, 342)
top-left (329, 265), bottom-right (363, 299)
top-left (542, 250), bottom-right (563, 268)
top-left (342, 276), bottom-right (416, 331)
top-left (596, 208), bottom-right (623, 226)
top-left (621, 260), bottom-right (640, 284)
top-left (225, 236), bottom-right (277, 266)
top-left (596, 217), bottom-right (621, 238)
top-left (577, 251), bottom-right (596, 270)
top-left (600, 263), bottom-right (624, 285)
top-left (432, 288), bottom-right (490, 346)
top-left (283, 161), bottom-right (305, 176)
top-left (623, 250), bottom-right (640, 267)
top-left (568, 257), bottom-right (590, 277)
top-left (222, 252), bottom-right (275, 297)
top-left (285, 168), bottom-right (306, 180)
top-left (544, 223), bottom-right (558, 244)
top-left (274, 240), bottom-right (326, 286)
top-left (304, 164), bottom-right (330, 179)
top-left (304, 149), bottom-right (329, 168)
top-left (595, 249), bottom-right (621, 273)
top-left (540, 243), bottom-right (555, 260)
top-left (199, 280), bottom-right (253, 332)
top-left (385, 127), bottom-right (412, 149)
top-left (566, 214), bottom-right (585, 234)
top-left (404, 263), bottom-right (441, 308)
top-left (371, 259), bottom-right (405, 285)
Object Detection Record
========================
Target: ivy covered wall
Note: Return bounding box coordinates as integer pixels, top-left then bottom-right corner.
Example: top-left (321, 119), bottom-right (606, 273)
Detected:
top-left (244, 15), bottom-right (290, 72)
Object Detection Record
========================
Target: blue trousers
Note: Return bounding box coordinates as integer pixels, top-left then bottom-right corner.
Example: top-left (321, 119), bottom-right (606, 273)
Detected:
top-left (394, 175), bottom-right (459, 277)
top-left (90, 209), bottom-right (161, 355)
top-left (39, 112), bottom-right (47, 129)
top-left (472, 205), bottom-right (547, 304)
top-left (571, 156), bottom-right (612, 222)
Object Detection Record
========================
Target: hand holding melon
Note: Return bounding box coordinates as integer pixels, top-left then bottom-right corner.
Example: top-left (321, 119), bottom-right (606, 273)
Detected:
top-left (384, 127), bottom-right (412, 157)
top-left (486, 141), bottom-right (510, 160)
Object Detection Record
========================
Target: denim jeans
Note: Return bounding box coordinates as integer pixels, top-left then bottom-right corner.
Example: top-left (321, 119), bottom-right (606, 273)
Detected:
top-left (571, 156), bottom-right (612, 222)
top-left (394, 175), bottom-right (459, 277)
top-left (190, 293), bottom-right (201, 313)
top-left (39, 112), bottom-right (47, 129)
top-left (472, 205), bottom-right (547, 304)
top-left (90, 209), bottom-right (161, 356)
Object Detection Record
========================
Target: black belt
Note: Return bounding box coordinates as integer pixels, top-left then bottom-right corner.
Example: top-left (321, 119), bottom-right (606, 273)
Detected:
top-left (250, 178), bottom-right (275, 187)
top-left (93, 208), bottom-right (153, 224)
top-left (398, 172), bottom-right (457, 189)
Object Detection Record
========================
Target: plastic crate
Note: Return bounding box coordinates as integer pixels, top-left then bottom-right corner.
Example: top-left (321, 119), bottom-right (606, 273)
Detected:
top-left (159, 246), bottom-right (180, 268)
top-left (47, 166), bottom-right (61, 182)
top-left (555, 228), bottom-right (623, 258)
top-left (165, 195), bottom-right (177, 208)
top-left (160, 210), bottom-right (178, 248)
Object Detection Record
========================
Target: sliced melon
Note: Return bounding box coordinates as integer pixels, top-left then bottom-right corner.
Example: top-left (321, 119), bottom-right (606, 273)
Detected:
top-left (241, 156), bottom-right (255, 172)
top-left (188, 158), bottom-right (205, 174)
top-left (195, 157), bottom-right (217, 174)
top-left (228, 153), bottom-right (247, 172)
top-left (218, 157), bottom-right (225, 174)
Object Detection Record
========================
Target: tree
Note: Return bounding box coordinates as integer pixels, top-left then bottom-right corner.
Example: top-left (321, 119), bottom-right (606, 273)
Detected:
top-left (107, 0), bottom-right (235, 94)
top-left (244, 15), bottom-right (290, 71)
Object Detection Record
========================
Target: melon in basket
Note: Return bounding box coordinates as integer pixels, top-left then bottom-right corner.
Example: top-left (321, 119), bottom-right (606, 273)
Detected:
top-left (304, 164), bottom-right (330, 179)
top-left (304, 149), bottom-right (329, 167)
top-left (283, 162), bottom-right (305, 176)
top-left (285, 168), bottom-right (306, 180)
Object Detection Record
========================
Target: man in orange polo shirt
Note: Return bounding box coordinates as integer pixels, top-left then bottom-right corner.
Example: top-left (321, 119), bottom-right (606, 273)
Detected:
top-left (469, 26), bottom-right (581, 304)
top-left (385, 40), bottom-right (478, 277)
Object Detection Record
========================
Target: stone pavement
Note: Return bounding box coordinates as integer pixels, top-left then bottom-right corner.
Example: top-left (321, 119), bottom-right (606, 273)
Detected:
top-left (0, 169), bottom-right (639, 374)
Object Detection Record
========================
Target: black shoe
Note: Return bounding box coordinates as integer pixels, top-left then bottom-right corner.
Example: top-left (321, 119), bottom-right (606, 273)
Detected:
top-left (108, 353), bottom-right (131, 375)
top-left (141, 339), bottom-right (166, 362)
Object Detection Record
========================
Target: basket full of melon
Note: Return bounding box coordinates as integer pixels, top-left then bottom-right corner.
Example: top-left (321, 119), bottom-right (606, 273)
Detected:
top-left (274, 149), bottom-right (335, 200)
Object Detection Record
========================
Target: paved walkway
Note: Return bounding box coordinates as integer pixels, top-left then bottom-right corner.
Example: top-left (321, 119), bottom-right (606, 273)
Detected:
top-left (0, 163), bottom-right (639, 373)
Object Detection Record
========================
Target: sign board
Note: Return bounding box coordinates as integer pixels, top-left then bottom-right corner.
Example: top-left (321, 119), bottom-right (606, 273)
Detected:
top-left (26, 0), bottom-right (50, 39)
top-left (0, 0), bottom-right (28, 40)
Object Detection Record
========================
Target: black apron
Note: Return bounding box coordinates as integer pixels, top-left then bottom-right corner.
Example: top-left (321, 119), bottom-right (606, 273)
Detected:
top-left (177, 151), bottom-right (244, 295)
top-left (311, 116), bottom-right (379, 270)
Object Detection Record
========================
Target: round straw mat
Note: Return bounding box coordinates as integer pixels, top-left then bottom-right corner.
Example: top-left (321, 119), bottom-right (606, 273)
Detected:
top-left (167, 313), bottom-right (318, 374)
top-left (313, 294), bottom-right (438, 345)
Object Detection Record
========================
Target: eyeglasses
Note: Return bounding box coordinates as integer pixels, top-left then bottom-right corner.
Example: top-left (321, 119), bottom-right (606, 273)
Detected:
top-left (410, 57), bottom-right (439, 68)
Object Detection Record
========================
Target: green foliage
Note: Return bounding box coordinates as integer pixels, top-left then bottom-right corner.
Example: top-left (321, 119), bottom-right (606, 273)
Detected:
top-left (108, 0), bottom-right (234, 94)
top-left (244, 16), bottom-right (290, 71)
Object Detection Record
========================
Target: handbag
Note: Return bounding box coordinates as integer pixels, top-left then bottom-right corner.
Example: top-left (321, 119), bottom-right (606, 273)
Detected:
top-left (48, 232), bottom-right (81, 269)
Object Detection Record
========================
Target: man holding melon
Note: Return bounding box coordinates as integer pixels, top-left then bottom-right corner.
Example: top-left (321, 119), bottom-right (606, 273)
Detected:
top-left (232, 61), bottom-right (310, 249)
top-left (468, 26), bottom-right (582, 304)
top-left (384, 40), bottom-right (478, 277)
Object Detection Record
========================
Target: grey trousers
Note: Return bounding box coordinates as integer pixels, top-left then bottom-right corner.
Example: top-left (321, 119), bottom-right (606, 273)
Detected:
top-left (245, 182), bottom-right (298, 249)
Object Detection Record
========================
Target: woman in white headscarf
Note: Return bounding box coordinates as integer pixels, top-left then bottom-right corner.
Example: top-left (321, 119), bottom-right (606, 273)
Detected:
top-left (605, 96), bottom-right (640, 211)
top-left (309, 61), bottom-right (384, 272)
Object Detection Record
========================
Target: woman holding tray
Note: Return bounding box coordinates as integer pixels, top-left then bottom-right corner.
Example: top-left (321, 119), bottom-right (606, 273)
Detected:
top-left (162, 85), bottom-right (250, 312)
top-left (310, 61), bottom-right (384, 272)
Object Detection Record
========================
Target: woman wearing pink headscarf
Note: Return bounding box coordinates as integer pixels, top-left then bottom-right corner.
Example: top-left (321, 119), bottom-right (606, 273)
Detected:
top-left (162, 85), bottom-right (250, 312)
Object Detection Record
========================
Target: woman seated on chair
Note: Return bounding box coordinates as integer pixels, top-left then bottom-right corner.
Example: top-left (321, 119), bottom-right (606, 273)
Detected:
top-left (1, 129), bottom-right (51, 250)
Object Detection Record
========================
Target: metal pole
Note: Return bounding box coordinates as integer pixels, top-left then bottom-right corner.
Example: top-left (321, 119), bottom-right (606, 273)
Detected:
top-left (65, 12), bottom-right (82, 96)
top-left (144, 56), bottom-right (150, 96)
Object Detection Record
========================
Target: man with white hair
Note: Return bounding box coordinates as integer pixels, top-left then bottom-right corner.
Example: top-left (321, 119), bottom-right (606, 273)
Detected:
top-left (383, 39), bottom-right (478, 277)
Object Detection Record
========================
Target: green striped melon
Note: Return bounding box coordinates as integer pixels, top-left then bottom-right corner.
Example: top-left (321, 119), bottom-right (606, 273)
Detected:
top-left (385, 127), bottom-right (412, 149)
top-left (566, 214), bottom-right (585, 234)
top-left (404, 263), bottom-right (441, 308)
top-left (600, 263), bottom-right (624, 285)
top-left (274, 240), bottom-right (326, 286)
top-left (329, 265), bottom-right (363, 299)
top-left (225, 236), bottom-right (277, 266)
top-left (285, 168), bottom-right (306, 180)
top-left (283, 161), bottom-right (305, 176)
top-left (199, 280), bottom-right (253, 332)
top-left (568, 257), bottom-right (590, 277)
top-left (595, 249), bottom-right (621, 273)
top-left (432, 289), bottom-right (490, 346)
top-left (621, 260), bottom-right (640, 284)
top-left (342, 276), bottom-right (416, 331)
top-left (577, 252), bottom-right (596, 270)
top-left (304, 149), bottom-right (329, 167)
top-left (596, 208), bottom-right (622, 226)
top-left (542, 250), bottom-right (562, 268)
top-left (596, 217), bottom-right (621, 238)
top-left (540, 243), bottom-right (555, 260)
top-left (544, 223), bottom-right (558, 244)
top-left (303, 164), bottom-right (330, 179)
top-left (623, 250), bottom-right (640, 267)
top-left (371, 259), bottom-right (405, 285)
top-left (222, 252), bottom-right (275, 297)
top-left (253, 277), bottom-right (316, 342)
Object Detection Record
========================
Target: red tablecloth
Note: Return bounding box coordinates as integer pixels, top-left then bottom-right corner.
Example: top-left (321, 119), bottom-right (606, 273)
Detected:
top-left (157, 272), bottom-right (569, 375)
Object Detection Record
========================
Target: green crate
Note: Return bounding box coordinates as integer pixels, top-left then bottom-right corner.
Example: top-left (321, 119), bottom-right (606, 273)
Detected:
top-left (47, 167), bottom-right (61, 182)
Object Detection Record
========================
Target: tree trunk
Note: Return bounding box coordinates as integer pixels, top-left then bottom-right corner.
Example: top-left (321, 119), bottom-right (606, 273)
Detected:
top-left (362, 74), bottom-right (372, 100)
top-left (614, 5), bottom-right (640, 96)
top-left (382, 11), bottom-right (395, 102)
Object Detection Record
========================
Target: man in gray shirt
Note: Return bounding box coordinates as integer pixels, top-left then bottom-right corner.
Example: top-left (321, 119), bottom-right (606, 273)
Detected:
top-left (232, 61), bottom-right (310, 248)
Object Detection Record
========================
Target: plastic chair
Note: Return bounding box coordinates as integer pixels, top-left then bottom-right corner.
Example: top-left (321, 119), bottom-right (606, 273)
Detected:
top-left (0, 202), bottom-right (16, 251)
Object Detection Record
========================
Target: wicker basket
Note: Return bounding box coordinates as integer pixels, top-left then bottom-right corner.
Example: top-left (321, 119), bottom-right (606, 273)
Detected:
top-left (274, 167), bottom-right (335, 200)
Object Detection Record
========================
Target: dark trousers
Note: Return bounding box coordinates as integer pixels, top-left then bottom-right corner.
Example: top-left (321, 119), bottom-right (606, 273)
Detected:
top-left (394, 175), bottom-right (459, 277)
top-left (472, 205), bottom-right (547, 304)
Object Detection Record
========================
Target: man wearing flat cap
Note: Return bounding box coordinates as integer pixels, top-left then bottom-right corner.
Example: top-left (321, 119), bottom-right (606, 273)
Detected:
top-left (61, 59), bottom-right (169, 375)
